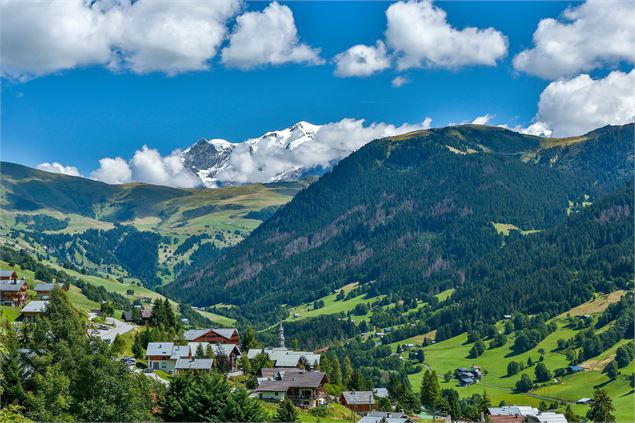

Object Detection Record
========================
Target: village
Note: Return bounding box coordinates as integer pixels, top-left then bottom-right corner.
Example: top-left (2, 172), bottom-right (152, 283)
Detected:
top-left (1, 267), bottom-right (579, 423)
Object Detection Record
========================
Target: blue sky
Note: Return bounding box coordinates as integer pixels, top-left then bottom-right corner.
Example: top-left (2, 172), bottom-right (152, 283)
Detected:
top-left (1, 0), bottom-right (633, 184)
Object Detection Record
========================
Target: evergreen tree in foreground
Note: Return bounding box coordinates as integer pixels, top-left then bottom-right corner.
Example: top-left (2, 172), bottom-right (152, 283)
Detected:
top-left (587, 389), bottom-right (615, 423)
top-left (274, 399), bottom-right (300, 422)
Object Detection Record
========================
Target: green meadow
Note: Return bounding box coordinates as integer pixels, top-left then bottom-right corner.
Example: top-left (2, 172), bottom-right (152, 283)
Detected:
top-left (397, 292), bottom-right (634, 421)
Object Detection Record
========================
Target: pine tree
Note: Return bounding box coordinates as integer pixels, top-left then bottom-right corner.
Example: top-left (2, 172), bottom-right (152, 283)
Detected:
top-left (342, 356), bottom-right (354, 387)
top-left (587, 389), bottom-right (615, 422)
top-left (420, 370), bottom-right (439, 408)
top-left (330, 355), bottom-right (342, 386)
top-left (0, 323), bottom-right (27, 405)
top-left (604, 361), bottom-right (619, 380)
top-left (132, 332), bottom-right (144, 359)
top-left (274, 399), bottom-right (299, 422)
top-left (195, 343), bottom-right (206, 358)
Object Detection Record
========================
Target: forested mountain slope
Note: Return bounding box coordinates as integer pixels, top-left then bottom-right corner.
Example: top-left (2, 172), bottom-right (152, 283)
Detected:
top-left (430, 181), bottom-right (634, 339)
top-left (166, 124), bottom-right (634, 321)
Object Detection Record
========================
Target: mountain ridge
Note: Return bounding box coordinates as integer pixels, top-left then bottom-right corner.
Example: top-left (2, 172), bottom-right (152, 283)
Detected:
top-left (165, 123), bottom-right (634, 322)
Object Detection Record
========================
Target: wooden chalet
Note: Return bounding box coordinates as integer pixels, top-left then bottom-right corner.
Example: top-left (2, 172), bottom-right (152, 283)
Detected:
top-left (184, 328), bottom-right (240, 344)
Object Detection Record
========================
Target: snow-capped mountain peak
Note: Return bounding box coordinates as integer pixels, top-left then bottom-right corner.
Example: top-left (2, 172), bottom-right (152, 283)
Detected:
top-left (247, 121), bottom-right (321, 151)
top-left (180, 121), bottom-right (322, 187)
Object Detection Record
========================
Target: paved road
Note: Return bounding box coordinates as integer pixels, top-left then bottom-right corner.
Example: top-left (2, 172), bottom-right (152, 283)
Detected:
top-left (88, 313), bottom-right (136, 343)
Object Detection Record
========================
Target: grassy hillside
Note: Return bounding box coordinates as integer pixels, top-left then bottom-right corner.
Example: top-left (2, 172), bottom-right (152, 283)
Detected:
top-left (394, 291), bottom-right (634, 421)
top-left (0, 161), bottom-right (309, 286)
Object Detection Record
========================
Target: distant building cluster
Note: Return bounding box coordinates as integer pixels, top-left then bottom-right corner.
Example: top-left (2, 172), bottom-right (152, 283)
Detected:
top-left (0, 268), bottom-right (64, 316)
top-left (454, 365), bottom-right (482, 385)
top-left (146, 328), bottom-right (241, 374)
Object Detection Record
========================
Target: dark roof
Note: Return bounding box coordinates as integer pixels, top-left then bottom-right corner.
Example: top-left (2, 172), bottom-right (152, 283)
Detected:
top-left (122, 311), bottom-right (134, 321)
top-left (256, 371), bottom-right (327, 392)
top-left (260, 367), bottom-right (306, 378)
top-left (0, 280), bottom-right (26, 292)
top-left (34, 282), bottom-right (56, 291)
top-left (341, 391), bottom-right (375, 405)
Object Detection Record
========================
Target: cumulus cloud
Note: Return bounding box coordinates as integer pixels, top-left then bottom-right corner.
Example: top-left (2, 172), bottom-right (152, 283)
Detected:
top-left (221, 1), bottom-right (323, 69)
top-left (89, 157), bottom-right (132, 184)
top-left (385, 0), bottom-right (508, 70)
top-left (214, 117), bottom-right (433, 184)
top-left (333, 0), bottom-right (507, 77)
top-left (90, 147), bottom-right (200, 188)
top-left (36, 162), bottom-right (81, 177)
top-left (391, 76), bottom-right (409, 88)
top-left (1, 0), bottom-right (113, 79)
top-left (500, 70), bottom-right (634, 138)
top-left (513, 0), bottom-right (635, 79)
top-left (334, 41), bottom-right (390, 77)
top-left (109, 0), bottom-right (241, 75)
top-left (1, 0), bottom-right (240, 78)
top-left (532, 70), bottom-right (635, 137)
top-left (471, 114), bottom-right (495, 125)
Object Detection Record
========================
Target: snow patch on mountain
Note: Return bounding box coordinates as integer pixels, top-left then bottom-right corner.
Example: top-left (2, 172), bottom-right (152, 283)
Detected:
top-left (87, 117), bottom-right (433, 188)
top-left (180, 121), bottom-right (323, 187)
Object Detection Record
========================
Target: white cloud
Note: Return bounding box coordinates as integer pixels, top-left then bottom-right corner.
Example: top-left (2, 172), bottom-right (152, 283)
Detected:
top-left (90, 147), bottom-right (200, 188)
top-left (215, 117), bottom-right (433, 184)
top-left (385, 0), bottom-right (507, 70)
top-left (130, 146), bottom-right (201, 188)
top-left (531, 70), bottom-right (635, 137)
top-left (36, 162), bottom-right (81, 177)
top-left (221, 1), bottom-right (323, 69)
top-left (89, 157), bottom-right (132, 184)
top-left (513, 0), bottom-right (635, 79)
top-left (0, 0), bottom-right (241, 78)
top-left (471, 114), bottom-right (495, 125)
top-left (1, 0), bottom-right (113, 79)
top-left (391, 76), bottom-right (409, 88)
top-left (515, 122), bottom-right (553, 138)
top-left (109, 0), bottom-right (241, 75)
top-left (334, 41), bottom-right (390, 77)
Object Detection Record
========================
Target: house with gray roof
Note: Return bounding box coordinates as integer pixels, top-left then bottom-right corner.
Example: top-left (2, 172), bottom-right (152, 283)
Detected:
top-left (0, 279), bottom-right (27, 306)
top-left (146, 341), bottom-right (240, 374)
top-left (359, 411), bottom-right (416, 423)
top-left (256, 370), bottom-right (328, 409)
top-left (247, 347), bottom-right (320, 369)
top-left (33, 282), bottom-right (64, 299)
top-left (175, 358), bottom-right (214, 373)
top-left (146, 342), bottom-right (177, 372)
top-left (373, 388), bottom-right (389, 398)
top-left (340, 391), bottom-right (375, 413)
top-left (21, 300), bottom-right (48, 317)
top-left (0, 270), bottom-right (18, 280)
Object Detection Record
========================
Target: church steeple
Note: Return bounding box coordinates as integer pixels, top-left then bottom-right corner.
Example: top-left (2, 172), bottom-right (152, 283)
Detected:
top-left (278, 321), bottom-right (285, 348)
